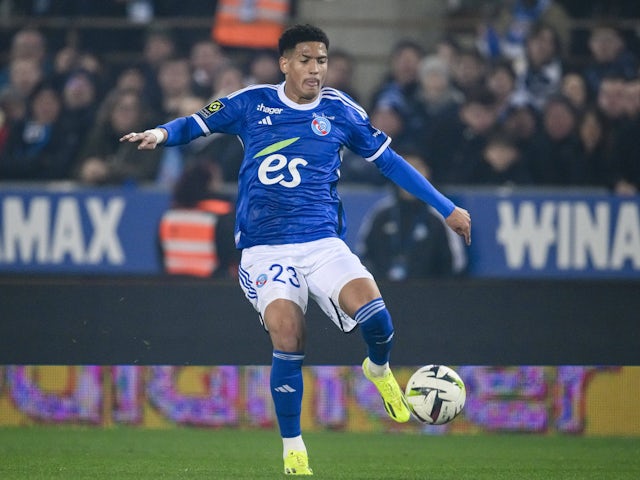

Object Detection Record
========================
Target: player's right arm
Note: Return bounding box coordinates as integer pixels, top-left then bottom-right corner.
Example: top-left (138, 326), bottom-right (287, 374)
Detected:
top-left (119, 128), bottom-right (168, 149)
top-left (119, 116), bottom-right (205, 149)
top-left (120, 95), bottom-right (244, 149)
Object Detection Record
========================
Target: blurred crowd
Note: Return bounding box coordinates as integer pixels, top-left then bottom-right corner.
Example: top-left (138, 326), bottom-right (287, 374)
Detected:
top-left (0, 0), bottom-right (639, 195)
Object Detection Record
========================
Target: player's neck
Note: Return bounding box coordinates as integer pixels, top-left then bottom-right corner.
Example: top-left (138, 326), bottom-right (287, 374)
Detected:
top-left (277, 82), bottom-right (321, 110)
top-left (283, 83), bottom-right (320, 105)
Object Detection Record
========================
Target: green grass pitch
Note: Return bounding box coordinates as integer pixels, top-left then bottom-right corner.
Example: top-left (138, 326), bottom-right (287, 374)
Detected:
top-left (0, 426), bottom-right (638, 479)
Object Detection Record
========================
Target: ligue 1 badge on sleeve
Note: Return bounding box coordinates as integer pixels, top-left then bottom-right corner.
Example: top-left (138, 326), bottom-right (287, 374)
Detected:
top-left (199, 99), bottom-right (225, 118)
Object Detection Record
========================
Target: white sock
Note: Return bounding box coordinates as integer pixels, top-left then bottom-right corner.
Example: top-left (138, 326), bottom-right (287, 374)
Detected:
top-left (367, 360), bottom-right (390, 377)
top-left (283, 435), bottom-right (307, 458)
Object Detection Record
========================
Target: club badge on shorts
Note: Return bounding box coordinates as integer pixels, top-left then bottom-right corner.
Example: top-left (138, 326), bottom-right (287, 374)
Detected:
top-left (255, 273), bottom-right (268, 288)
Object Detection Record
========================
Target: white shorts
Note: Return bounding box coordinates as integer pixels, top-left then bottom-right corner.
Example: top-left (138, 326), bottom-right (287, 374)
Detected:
top-left (238, 237), bottom-right (373, 333)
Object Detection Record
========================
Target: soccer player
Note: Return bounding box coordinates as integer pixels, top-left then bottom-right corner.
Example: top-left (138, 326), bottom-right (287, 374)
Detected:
top-left (121, 24), bottom-right (471, 476)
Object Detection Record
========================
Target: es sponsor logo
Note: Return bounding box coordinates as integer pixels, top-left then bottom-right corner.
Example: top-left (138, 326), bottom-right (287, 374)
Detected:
top-left (253, 137), bottom-right (307, 188)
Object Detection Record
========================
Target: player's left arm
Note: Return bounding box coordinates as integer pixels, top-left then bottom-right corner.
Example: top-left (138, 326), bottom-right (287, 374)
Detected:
top-left (375, 148), bottom-right (471, 245)
top-left (342, 101), bottom-right (471, 244)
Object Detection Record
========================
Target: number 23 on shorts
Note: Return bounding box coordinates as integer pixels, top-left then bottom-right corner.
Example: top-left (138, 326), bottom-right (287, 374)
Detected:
top-left (269, 263), bottom-right (300, 288)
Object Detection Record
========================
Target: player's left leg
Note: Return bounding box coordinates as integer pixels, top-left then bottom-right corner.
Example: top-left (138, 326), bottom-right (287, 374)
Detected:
top-left (303, 237), bottom-right (411, 424)
top-left (340, 278), bottom-right (411, 423)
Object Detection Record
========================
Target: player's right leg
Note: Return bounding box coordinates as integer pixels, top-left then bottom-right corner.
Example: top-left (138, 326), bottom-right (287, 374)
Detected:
top-left (238, 245), bottom-right (313, 475)
top-left (264, 300), bottom-right (313, 475)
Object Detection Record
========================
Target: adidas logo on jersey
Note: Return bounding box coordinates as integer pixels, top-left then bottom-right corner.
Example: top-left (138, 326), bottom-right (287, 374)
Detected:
top-left (258, 116), bottom-right (273, 125)
top-left (274, 384), bottom-right (296, 393)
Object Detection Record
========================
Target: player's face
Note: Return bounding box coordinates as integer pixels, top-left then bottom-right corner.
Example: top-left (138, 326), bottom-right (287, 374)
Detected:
top-left (280, 41), bottom-right (327, 104)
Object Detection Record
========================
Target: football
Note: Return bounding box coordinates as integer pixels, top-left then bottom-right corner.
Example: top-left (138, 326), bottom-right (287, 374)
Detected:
top-left (405, 364), bottom-right (466, 425)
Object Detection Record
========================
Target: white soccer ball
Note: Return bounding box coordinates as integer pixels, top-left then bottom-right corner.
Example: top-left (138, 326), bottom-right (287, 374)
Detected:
top-left (405, 364), bottom-right (466, 425)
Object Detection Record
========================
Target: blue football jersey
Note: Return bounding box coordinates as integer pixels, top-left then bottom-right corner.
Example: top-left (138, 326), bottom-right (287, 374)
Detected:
top-left (189, 83), bottom-right (391, 249)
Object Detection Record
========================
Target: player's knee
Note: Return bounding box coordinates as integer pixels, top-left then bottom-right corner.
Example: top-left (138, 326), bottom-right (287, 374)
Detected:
top-left (269, 324), bottom-right (305, 352)
top-left (264, 299), bottom-right (306, 351)
top-left (271, 335), bottom-right (305, 353)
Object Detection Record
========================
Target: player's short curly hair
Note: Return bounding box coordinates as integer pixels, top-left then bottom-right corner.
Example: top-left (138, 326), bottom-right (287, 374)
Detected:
top-left (278, 24), bottom-right (329, 56)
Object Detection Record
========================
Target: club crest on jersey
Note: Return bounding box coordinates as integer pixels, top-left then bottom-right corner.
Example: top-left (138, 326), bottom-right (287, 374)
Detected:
top-left (311, 116), bottom-right (331, 136)
top-left (255, 273), bottom-right (268, 288)
top-left (199, 99), bottom-right (225, 118)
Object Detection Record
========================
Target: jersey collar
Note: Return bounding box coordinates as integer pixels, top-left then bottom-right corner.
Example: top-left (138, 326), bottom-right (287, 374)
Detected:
top-left (277, 82), bottom-right (321, 110)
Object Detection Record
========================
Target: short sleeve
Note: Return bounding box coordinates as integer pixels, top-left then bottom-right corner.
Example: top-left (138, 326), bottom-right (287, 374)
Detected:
top-left (344, 103), bottom-right (390, 162)
top-left (194, 95), bottom-right (246, 136)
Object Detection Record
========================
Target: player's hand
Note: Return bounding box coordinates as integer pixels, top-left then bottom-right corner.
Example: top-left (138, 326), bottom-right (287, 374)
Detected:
top-left (445, 206), bottom-right (471, 246)
top-left (119, 129), bottom-right (165, 150)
